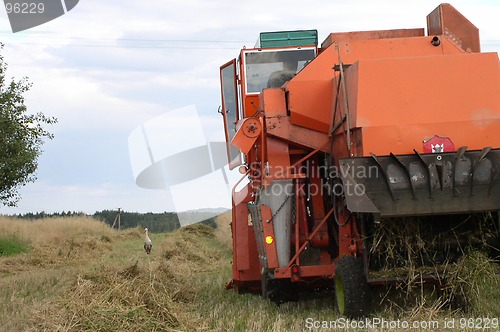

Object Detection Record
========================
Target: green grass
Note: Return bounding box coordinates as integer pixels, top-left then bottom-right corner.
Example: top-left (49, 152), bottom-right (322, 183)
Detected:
top-left (0, 236), bottom-right (29, 257)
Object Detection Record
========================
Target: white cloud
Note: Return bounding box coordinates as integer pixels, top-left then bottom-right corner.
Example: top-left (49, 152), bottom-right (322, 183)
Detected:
top-left (0, 181), bottom-right (176, 215)
top-left (0, 0), bottom-right (497, 215)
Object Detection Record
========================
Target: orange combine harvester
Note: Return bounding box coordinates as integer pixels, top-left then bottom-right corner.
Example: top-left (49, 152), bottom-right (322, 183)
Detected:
top-left (219, 3), bottom-right (499, 317)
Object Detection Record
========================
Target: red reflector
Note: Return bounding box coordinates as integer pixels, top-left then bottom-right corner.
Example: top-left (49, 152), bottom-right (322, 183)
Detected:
top-left (291, 264), bottom-right (300, 274)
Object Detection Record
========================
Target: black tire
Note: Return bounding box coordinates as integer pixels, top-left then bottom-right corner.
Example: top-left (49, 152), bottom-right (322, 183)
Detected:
top-left (334, 255), bottom-right (371, 317)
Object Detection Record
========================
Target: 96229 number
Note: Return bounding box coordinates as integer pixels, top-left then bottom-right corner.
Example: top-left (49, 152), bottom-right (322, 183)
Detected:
top-left (459, 318), bottom-right (499, 329)
top-left (5, 2), bottom-right (45, 14)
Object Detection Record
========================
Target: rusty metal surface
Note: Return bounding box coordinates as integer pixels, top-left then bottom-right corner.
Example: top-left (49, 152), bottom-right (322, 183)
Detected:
top-left (266, 115), bottom-right (330, 152)
top-left (426, 3), bottom-right (480, 52)
top-left (321, 28), bottom-right (424, 49)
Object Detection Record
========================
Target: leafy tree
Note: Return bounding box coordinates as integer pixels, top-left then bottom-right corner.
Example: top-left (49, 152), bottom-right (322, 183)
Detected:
top-left (0, 43), bottom-right (57, 207)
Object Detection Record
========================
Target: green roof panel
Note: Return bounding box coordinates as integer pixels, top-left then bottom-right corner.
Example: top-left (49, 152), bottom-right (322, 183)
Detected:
top-left (259, 30), bottom-right (318, 48)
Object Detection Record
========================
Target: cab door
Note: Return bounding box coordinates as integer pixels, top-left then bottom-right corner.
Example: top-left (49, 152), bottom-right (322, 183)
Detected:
top-left (220, 59), bottom-right (241, 169)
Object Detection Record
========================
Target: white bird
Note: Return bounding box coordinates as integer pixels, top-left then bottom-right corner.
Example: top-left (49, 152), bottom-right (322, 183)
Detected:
top-left (144, 228), bottom-right (152, 254)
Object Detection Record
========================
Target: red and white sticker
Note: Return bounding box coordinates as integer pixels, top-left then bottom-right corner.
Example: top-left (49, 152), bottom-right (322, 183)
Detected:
top-left (423, 135), bottom-right (455, 153)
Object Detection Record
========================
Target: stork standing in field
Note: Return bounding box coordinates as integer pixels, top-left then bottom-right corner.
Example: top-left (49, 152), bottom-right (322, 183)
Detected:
top-left (144, 228), bottom-right (152, 255)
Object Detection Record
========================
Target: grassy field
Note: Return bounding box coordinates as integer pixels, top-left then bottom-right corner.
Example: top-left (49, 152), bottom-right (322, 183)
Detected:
top-left (0, 214), bottom-right (498, 331)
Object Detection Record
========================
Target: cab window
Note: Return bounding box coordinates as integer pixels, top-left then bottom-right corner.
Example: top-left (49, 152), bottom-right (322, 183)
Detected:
top-left (244, 48), bottom-right (316, 94)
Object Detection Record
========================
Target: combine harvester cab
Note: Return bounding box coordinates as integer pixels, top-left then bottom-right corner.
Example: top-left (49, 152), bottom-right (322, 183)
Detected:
top-left (220, 3), bottom-right (499, 317)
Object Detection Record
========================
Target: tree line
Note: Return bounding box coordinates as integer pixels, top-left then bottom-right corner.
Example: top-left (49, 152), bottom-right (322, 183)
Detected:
top-left (11, 210), bottom-right (218, 233)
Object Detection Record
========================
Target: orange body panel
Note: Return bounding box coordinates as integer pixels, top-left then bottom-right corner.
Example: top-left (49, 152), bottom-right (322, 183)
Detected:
top-left (288, 79), bottom-right (333, 133)
top-left (260, 88), bottom-right (287, 116)
top-left (350, 52), bottom-right (500, 155)
top-left (261, 85), bottom-right (330, 151)
top-left (265, 137), bottom-right (291, 183)
top-left (243, 95), bottom-right (260, 118)
top-left (287, 36), bottom-right (467, 134)
top-left (231, 118), bottom-right (262, 155)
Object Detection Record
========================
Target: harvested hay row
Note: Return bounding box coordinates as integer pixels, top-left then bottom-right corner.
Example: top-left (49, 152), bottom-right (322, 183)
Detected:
top-left (0, 216), bottom-right (115, 274)
top-left (179, 223), bottom-right (215, 237)
top-left (0, 239), bottom-right (113, 274)
top-left (214, 211), bottom-right (232, 250)
top-left (166, 225), bottom-right (216, 258)
top-left (118, 226), bottom-right (144, 239)
top-left (27, 222), bottom-right (230, 331)
top-left (163, 224), bottom-right (229, 277)
top-left (30, 261), bottom-right (186, 331)
top-left (368, 213), bottom-right (499, 276)
top-left (444, 250), bottom-right (499, 315)
top-left (367, 213), bottom-right (500, 314)
top-left (0, 216), bottom-right (115, 247)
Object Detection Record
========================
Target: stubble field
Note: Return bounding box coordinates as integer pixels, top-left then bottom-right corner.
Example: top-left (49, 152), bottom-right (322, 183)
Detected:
top-left (0, 213), bottom-right (498, 331)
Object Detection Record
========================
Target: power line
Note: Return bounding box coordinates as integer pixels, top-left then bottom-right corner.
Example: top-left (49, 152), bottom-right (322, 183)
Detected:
top-left (0, 35), bottom-right (255, 49)
top-left (0, 34), bottom-right (253, 43)
top-left (6, 42), bottom-right (245, 49)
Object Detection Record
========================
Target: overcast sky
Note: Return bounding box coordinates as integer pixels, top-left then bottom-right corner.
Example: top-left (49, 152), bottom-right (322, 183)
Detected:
top-left (0, 0), bottom-right (498, 215)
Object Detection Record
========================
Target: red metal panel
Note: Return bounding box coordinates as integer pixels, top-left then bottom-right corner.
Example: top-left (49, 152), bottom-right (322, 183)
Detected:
top-left (427, 3), bottom-right (480, 52)
top-left (233, 202), bottom-right (250, 271)
top-left (275, 265), bottom-right (335, 278)
top-left (232, 201), bottom-right (261, 283)
top-left (266, 116), bottom-right (330, 152)
top-left (321, 28), bottom-right (424, 49)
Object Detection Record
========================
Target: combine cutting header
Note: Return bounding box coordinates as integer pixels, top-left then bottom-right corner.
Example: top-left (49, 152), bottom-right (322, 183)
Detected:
top-left (219, 3), bottom-right (499, 317)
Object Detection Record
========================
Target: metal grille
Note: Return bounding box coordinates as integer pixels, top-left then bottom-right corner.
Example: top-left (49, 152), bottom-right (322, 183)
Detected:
top-left (248, 203), bottom-right (268, 269)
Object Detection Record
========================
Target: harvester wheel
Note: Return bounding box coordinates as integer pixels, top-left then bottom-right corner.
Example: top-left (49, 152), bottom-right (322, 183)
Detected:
top-left (334, 255), bottom-right (371, 317)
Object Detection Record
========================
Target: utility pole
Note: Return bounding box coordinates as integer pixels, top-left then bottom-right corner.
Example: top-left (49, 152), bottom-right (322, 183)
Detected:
top-left (112, 207), bottom-right (121, 230)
